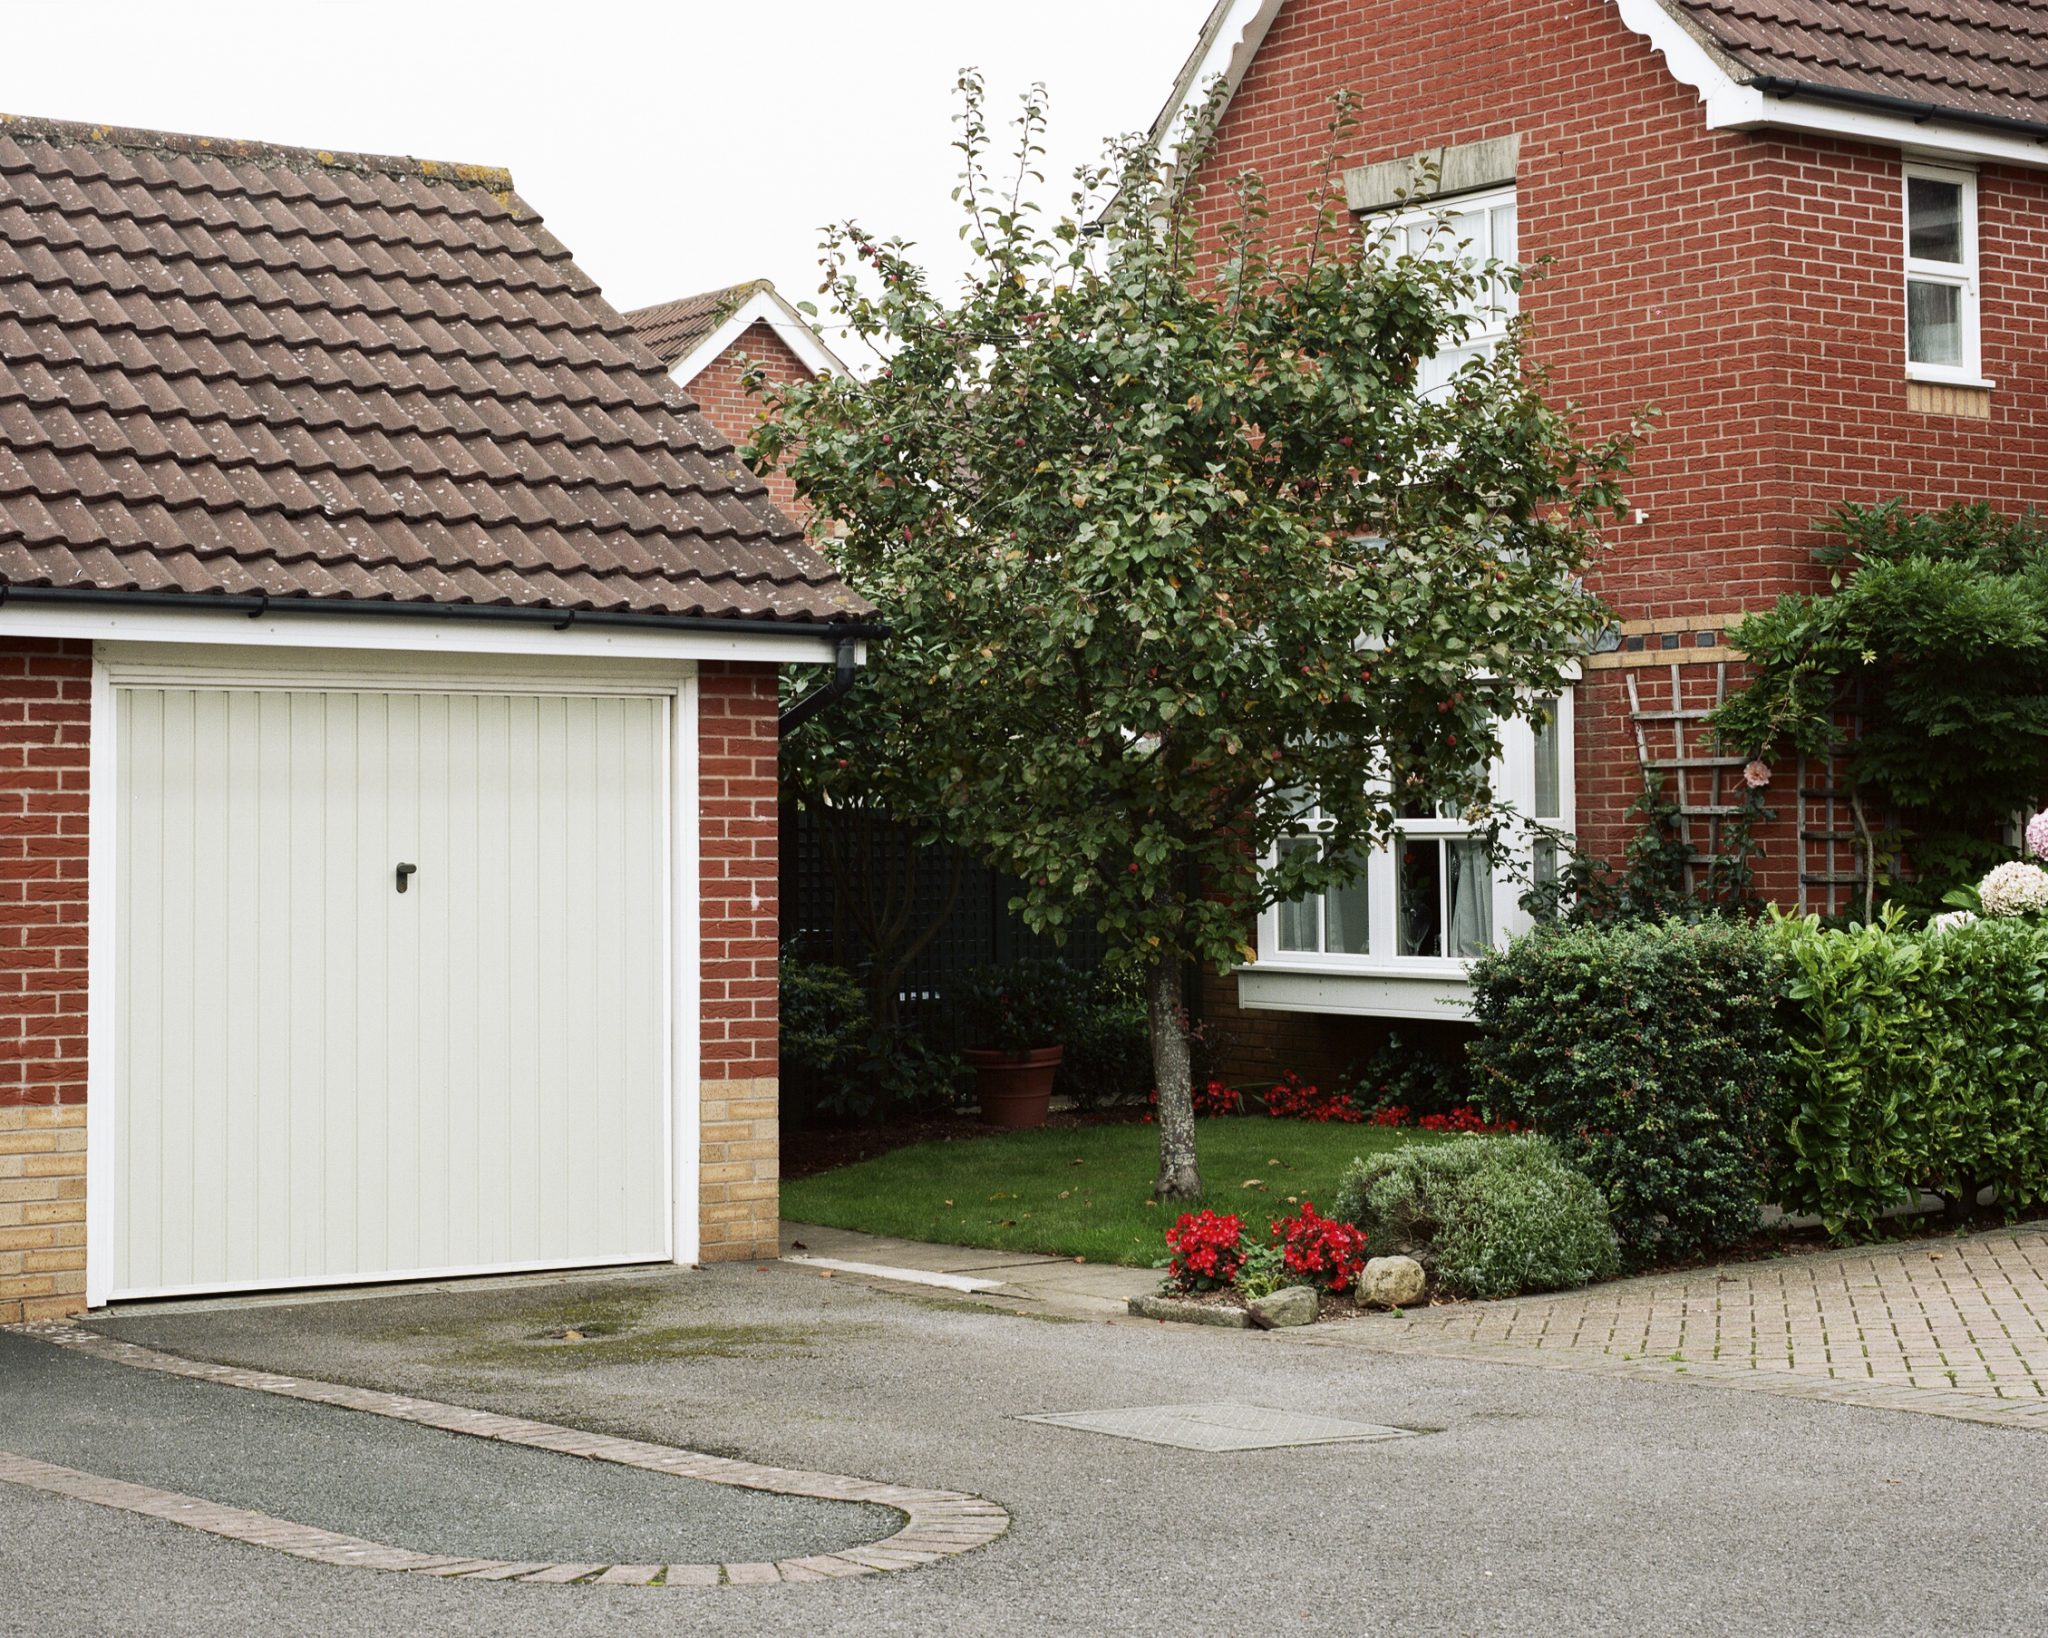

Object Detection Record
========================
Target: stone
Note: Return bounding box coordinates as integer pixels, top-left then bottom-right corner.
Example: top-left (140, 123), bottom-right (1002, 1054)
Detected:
top-left (1358, 1256), bottom-right (1426, 1308)
top-left (1126, 1293), bottom-right (1251, 1328)
top-left (1246, 1286), bottom-right (1319, 1328)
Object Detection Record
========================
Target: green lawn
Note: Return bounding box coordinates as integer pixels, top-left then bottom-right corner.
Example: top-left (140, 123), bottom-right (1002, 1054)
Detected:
top-left (780, 1118), bottom-right (1441, 1267)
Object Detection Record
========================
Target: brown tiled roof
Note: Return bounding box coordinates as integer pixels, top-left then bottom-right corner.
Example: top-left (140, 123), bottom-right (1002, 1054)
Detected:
top-left (0, 115), bottom-right (870, 624)
top-left (620, 282), bottom-right (761, 370)
top-left (1658, 0), bottom-right (2048, 134)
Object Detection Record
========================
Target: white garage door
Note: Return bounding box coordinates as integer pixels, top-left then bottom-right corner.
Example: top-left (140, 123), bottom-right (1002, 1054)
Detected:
top-left (113, 683), bottom-right (672, 1299)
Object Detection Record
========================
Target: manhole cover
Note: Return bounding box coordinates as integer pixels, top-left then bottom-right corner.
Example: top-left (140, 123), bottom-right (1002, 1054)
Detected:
top-left (1014, 1402), bottom-right (1418, 1452)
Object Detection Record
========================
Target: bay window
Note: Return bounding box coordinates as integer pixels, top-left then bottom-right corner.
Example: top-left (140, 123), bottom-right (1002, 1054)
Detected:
top-left (1249, 694), bottom-right (1571, 1017)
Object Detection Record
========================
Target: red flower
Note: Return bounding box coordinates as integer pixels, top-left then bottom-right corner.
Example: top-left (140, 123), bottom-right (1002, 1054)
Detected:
top-left (1270, 1201), bottom-right (1369, 1293)
top-left (1164, 1211), bottom-right (1247, 1292)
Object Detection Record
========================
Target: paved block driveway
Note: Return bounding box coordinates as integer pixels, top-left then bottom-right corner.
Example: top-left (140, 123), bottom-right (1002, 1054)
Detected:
top-left (1311, 1223), bottom-right (2048, 1433)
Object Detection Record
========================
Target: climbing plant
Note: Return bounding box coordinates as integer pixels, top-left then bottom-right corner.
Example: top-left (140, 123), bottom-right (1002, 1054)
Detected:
top-left (1709, 500), bottom-right (2048, 915)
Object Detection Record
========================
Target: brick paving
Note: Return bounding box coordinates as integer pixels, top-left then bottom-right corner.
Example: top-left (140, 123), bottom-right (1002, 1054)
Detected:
top-left (0, 1323), bottom-right (1008, 1587)
top-left (1306, 1223), bottom-right (2048, 1434)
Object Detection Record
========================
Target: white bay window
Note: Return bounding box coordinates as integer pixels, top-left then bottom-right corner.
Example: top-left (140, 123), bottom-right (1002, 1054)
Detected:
top-left (1246, 694), bottom-right (1571, 1019)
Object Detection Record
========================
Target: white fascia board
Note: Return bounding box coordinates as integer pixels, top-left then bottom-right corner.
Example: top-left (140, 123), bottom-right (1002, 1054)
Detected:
top-left (1614, 0), bottom-right (2048, 172)
top-left (0, 602), bottom-right (851, 665)
top-left (1147, 0), bottom-right (1287, 167)
top-left (671, 288), bottom-right (849, 390)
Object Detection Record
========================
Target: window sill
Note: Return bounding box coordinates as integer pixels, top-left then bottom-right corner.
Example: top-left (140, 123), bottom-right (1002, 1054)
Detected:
top-left (1905, 370), bottom-right (1995, 390)
top-left (1234, 963), bottom-right (1474, 1020)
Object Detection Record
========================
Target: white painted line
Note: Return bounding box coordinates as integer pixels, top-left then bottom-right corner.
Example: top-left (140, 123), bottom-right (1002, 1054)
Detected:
top-left (783, 1257), bottom-right (1007, 1294)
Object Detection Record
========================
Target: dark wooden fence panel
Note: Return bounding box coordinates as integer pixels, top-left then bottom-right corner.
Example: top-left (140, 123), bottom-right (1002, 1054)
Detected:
top-left (779, 804), bottom-right (1109, 1047)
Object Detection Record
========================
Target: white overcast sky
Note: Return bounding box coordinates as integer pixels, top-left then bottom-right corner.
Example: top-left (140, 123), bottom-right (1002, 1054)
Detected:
top-left (4, 1), bottom-right (1209, 330)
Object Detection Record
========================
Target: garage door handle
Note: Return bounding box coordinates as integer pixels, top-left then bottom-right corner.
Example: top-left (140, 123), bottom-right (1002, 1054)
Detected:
top-left (395, 862), bottom-right (417, 894)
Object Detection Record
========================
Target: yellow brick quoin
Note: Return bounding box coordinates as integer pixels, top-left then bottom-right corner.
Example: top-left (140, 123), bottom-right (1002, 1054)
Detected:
top-left (0, 1108), bottom-right (85, 1323)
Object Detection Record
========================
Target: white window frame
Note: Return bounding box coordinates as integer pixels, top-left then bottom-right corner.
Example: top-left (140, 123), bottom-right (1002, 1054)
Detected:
top-left (1903, 163), bottom-right (1986, 387)
top-left (1252, 691), bottom-right (1573, 993)
top-left (1379, 185), bottom-right (1519, 401)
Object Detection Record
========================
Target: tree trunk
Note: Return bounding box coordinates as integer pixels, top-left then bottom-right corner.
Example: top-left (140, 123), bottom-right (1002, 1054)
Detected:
top-left (1146, 956), bottom-right (1202, 1200)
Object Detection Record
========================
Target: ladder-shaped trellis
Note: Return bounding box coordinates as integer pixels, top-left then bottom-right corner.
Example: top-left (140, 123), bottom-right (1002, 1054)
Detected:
top-left (1624, 662), bottom-right (1750, 893)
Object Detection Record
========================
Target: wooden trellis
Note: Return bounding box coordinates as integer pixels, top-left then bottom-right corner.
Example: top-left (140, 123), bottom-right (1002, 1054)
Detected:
top-left (1624, 661), bottom-right (1749, 892)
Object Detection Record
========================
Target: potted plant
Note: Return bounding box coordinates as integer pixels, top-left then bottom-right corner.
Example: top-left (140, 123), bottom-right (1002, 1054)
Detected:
top-left (956, 958), bottom-right (1081, 1129)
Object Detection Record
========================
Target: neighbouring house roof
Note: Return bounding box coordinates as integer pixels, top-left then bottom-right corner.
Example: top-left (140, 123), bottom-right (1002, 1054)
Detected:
top-left (0, 114), bottom-right (872, 625)
top-left (1650, 0), bottom-right (2048, 136)
top-left (623, 281), bottom-right (762, 369)
top-left (622, 280), bottom-right (849, 386)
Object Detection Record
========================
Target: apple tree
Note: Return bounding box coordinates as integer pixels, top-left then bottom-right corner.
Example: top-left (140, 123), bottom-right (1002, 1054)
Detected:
top-left (752, 79), bottom-right (1636, 1198)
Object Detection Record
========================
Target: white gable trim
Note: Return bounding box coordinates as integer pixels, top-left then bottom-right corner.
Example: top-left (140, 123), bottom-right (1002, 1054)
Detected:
top-left (1616, 0), bottom-right (2048, 172)
top-left (1144, 0), bottom-right (1286, 167)
top-left (669, 287), bottom-right (850, 390)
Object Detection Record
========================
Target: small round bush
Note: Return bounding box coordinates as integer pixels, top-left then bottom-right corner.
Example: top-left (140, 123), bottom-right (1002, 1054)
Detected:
top-left (1332, 1136), bottom-right (1619, 1300)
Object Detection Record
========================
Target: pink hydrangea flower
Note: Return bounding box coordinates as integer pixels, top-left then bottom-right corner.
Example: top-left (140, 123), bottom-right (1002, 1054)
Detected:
top-left (2026, 809), bottom-right (2048, 861)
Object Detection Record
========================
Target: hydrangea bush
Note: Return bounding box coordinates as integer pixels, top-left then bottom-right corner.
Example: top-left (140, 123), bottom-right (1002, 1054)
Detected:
top-left (1977, 860), bottom-right (2048, 918)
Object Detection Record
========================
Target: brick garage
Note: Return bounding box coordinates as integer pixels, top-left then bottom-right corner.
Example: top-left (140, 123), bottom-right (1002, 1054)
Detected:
top-left (1158, 0), bottom-right (2048, 1080)
top-left (0, 117), bottom-right (871, 1312)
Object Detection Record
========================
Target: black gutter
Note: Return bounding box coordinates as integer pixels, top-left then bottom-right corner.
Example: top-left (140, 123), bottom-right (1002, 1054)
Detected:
top-left (1746, 75), bottom-right (2048, 146)
top-left (777, 633), bottom-right (860, 737)
top-left (0, 583), bottom-right (889, 642)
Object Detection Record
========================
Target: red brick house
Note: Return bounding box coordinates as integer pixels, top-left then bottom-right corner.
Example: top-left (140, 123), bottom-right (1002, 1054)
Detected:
top-left (1154, 1), bottom-right (2048, 1082)
top-left (622, 280), bottom-right (850, 529)
top-left (0, 114), bottom-right (874, 1319)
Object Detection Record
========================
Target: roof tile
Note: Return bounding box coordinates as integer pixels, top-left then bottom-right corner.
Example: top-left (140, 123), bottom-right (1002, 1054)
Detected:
top-left (0, 112), bottom-right (866, 623)
top-left (1659, 0), bottom-right (2048, 132)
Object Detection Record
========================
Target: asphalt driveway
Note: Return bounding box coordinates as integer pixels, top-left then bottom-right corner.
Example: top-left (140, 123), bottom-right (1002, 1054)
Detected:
top-left (8, 1260), bottom-right (2048, 1636)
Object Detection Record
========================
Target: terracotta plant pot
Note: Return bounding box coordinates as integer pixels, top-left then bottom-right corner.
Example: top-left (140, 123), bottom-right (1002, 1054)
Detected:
top-left (963, 1045), bottom-right (1064, 1130)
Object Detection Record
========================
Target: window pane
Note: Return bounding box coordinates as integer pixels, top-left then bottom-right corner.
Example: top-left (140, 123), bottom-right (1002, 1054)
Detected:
top-left (1398, 838), bottom-right (1443, 957)
top-left (1908, 279), bottom-right (1963, 366)
top-left (1533, 836), bottom-right (1559, 888)
top-left (1908, 177), bottom-right (1963, 263)
top-left (1446, 838), bottom-right (1495, 958)
top-left (1276, 837), bottom-right (1320, 952)
top-left (1326, 855), bottom-right (1371, 955)
top-left (1533, 697), bottom-right (1561, 819)
top-left (1491, 202), bottom-right (1518, 267)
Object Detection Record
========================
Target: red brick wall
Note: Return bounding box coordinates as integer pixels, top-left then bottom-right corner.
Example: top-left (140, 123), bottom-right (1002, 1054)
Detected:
top-left (686, 320), bottom-right (817, 530)
top-left (1, 638), bottom-right (90, 1321)
top-left (696, 660), bottom-right (781, 1260)
top-left (1183, 0), bottom-right (2048, 1080)
top-left (0, 639), bottom-right (90, 1110)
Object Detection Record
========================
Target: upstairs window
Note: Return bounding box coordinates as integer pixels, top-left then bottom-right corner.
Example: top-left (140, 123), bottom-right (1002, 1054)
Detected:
top-left (1904, 165), bottom-right (1980, 384)
top-left (1387, 187), bottom-right (1518, 400)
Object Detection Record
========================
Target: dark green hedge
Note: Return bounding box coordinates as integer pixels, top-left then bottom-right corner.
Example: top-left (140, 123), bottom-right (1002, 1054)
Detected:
top-left (1468, 918), bottom-right (1787, 1267)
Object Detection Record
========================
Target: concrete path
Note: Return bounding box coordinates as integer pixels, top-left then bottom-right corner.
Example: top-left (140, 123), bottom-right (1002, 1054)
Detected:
top-left (781, 1220), bottom-right (1157, 1315)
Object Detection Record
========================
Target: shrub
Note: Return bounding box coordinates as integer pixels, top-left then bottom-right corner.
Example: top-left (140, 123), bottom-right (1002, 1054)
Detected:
top-left (1468, 918), bottom-right (1786, 1267)
top-left (1774, 910), bottom-right (2048, 1236)
top-left (1061, 968), bottom-right (1151, 1108)
top-left (956, 957), bottom-right (1085, 1053)
top-left (1332, 1136), bottom-right (1620, 1300)
top-left (779, 958), bottom-right (872, 1120)
top-left (1271, 1201), bottom-right (1370, 1293)
top-left (1163, 1210), bottom-right (1246, 1292)
top-left (1349, 1029), bottom-right (1474, 1116)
